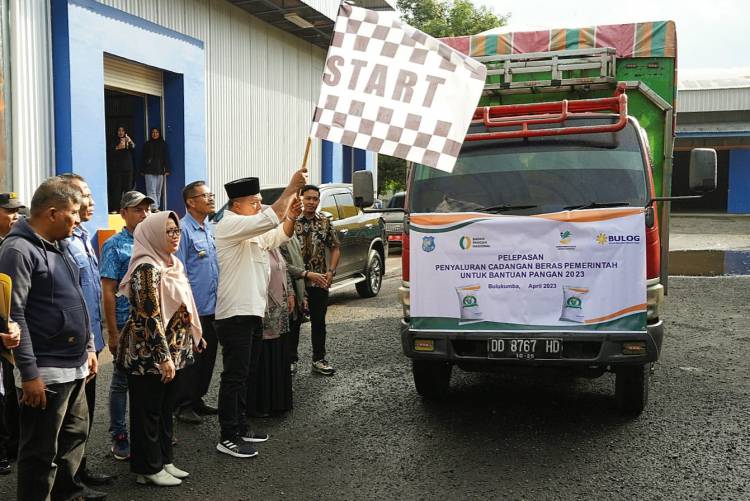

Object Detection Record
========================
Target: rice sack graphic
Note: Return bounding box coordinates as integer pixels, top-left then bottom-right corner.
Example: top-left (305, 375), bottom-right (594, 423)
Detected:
top-left (560, 286), bottom-right (590, 323)
top-left (455, 284), bottom-right (483, 324)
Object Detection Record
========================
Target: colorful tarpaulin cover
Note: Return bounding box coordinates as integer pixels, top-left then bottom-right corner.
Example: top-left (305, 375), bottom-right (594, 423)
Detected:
top-left (441, 21), bottom-right (676, 59)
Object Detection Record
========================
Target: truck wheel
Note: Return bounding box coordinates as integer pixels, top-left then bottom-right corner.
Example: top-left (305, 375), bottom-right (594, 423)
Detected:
top-left (412, 360), bottom-right (452, 399)
top-left (356, 250), bottom-right (383, 298)
top-left (615, 364), bottom-right (650, 415)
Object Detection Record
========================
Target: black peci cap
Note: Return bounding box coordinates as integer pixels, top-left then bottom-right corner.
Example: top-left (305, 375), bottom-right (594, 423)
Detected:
top-left (224, 177), bottom-right (260, 199)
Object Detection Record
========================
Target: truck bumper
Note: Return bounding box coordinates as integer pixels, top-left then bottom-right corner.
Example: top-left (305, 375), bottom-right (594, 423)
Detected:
top-left (400, 318), bottom-right (664, 370)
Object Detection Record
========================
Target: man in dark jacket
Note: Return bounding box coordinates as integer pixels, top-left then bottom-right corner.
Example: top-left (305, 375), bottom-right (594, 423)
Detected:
top-left (0, 177), bottom-right (102, 500)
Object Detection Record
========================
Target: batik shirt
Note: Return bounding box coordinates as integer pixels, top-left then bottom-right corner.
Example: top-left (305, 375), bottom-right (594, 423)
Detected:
top-left (294, 213), bottom-right (340, 288)
top-left (116, 263), bottom-right (195, 376)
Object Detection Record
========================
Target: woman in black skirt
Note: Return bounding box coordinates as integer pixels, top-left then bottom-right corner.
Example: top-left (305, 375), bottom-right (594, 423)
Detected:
top-left (246, 247), bottom-right (293, 417)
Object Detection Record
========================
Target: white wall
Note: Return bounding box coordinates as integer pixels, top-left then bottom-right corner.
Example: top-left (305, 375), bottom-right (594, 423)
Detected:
top-left (11, 0), bottom-right (326, 206)
top-left (9, 0), bottom-right (54, 202)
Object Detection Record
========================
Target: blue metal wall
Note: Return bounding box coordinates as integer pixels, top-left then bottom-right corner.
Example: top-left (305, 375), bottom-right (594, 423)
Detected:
top-left (51, 0), bottom-right (206, 231)
top-left (322, 140), bottom-right (376, 184)
top-left (728, 149), bottom-right (750, 214)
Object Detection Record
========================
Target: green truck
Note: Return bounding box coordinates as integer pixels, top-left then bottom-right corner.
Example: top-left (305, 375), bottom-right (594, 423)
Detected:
top-left (354, 20), bottom-right (716, 414)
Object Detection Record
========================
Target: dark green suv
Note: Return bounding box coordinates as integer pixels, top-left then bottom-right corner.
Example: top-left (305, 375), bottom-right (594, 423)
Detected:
top-left (260, 183), bottom-right (387, 298)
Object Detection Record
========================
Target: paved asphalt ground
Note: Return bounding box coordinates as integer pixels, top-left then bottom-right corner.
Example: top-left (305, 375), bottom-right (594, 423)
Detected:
top-left (1, 254), bottom-right (748, 500)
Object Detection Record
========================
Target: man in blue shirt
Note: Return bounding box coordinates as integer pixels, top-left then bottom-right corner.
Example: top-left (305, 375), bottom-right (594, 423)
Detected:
top-left (174, 181), bottom-right (219, 424)
top-left (100, 191), bottom-right (151, 460)
top-left (60, 174), bottom-right (113, 491)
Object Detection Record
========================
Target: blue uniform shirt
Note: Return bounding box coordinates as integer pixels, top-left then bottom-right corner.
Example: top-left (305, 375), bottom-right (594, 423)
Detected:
top-left (99, 227), bottom-right (134, 329)
top-left (176, 212), bottom-right (218, 317)
top-left (66, 225), bottom-right (105, 352)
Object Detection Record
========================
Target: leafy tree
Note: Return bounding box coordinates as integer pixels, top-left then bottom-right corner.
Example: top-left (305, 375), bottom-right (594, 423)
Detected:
top-left (377, 1), bottom-right (507, 196)
top-left (377, 155), bottom-right (407, 196)
top-left (397, 0), bottom-right (508, 38)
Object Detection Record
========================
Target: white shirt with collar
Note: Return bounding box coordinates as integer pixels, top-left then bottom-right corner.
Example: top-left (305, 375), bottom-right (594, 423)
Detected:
top-left (214, 207), bottom-right (291, 320)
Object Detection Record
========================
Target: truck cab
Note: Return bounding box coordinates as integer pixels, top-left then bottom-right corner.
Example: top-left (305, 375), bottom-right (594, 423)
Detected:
top-left (355, 21), bottom-right (717, 415)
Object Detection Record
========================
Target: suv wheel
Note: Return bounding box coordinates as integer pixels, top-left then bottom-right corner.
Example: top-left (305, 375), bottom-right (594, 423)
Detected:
top-left (356, 250), bottom-right (383, 298)
top-left (412, 360), bottom-right (451, 399)
top-left (615, 364), bottom-right (650, 415)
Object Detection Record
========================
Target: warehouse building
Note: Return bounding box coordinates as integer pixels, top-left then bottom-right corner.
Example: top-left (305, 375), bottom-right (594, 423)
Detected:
top-left (0, 0), bottom-right (393, 231)
top-left (673, 69), bottom-right (750, 213)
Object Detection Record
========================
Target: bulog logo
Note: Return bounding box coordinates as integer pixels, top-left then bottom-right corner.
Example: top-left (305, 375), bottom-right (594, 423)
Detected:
top-left (596, 233), bottom-right (641, 245)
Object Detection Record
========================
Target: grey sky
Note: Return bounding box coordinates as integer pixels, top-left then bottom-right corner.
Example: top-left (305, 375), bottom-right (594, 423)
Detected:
top-left (476, 0), bottom-right (748, 70)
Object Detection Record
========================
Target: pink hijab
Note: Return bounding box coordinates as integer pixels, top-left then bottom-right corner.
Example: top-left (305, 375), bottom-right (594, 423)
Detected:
top-left (118, 211), bottom-right (203, 345)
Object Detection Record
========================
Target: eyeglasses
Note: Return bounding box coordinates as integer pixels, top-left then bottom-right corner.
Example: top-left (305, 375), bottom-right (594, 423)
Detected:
top-left (190, 192), bottom-right (215, 200)
top-left (166, 229), bottom-right (181, 238)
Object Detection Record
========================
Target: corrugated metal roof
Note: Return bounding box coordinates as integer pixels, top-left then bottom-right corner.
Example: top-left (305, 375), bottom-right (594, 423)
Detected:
top-left (677, 87), bottom-right (750, 113)
top-left (227, 0), bottom-right (395, 49)
top-left (678, 68), bottom-right (750, 90)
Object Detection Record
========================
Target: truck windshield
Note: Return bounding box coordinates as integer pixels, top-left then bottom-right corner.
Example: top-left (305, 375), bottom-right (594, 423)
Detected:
top-left (409, 118), bottom-right (648, 214)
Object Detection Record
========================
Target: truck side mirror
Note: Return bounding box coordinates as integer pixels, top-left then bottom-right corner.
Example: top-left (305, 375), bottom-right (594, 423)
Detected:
top-left (689, 148), bottom-right (717, 193)
top-left (353, 170), bottom-right (374, 208)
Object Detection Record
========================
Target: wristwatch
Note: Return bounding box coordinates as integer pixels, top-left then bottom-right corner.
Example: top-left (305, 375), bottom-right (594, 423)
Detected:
top-left (329, 269), bottom-right (337, 276)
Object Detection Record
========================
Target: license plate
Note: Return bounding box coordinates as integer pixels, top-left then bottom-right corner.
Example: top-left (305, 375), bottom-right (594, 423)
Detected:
top-left (487, 338), bottom-right (562, 360)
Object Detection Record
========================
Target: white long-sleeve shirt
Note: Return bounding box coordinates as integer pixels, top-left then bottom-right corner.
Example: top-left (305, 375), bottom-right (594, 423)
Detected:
top-left (214, 208), bottom-right (291, 320)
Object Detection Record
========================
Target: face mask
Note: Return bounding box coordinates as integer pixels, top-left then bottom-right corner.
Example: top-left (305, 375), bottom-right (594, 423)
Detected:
top-left (456, 284), bottom-right (483, 324)
top-left (560, 286), bottom-right (589, 323)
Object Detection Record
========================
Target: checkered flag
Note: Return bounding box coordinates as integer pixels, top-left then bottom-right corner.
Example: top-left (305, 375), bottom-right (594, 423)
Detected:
top-left (310, 4), bottom-right (486, 173)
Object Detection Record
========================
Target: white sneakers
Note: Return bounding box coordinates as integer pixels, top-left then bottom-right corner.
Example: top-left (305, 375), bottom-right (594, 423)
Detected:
top-left (136, 465), bottom-right (189, 486)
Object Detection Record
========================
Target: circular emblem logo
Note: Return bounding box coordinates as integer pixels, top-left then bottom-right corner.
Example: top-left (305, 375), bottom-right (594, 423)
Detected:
top-left (459, 236), bottom-right (472, 250)
top-left (462, 295), bottom-right (478, 307)
top-left (566, 297), bottom-right (582, 309)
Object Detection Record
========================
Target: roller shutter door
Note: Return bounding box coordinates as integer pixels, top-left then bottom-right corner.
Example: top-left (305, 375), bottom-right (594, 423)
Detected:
top-left (103, 54), bottom-right (163, 96)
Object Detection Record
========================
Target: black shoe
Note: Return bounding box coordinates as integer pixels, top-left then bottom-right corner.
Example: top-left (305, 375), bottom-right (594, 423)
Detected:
top-left (176, 406), bottom-right (203, 424)
top-left (194, 401), bottom-right (218, 415)
top-left (80, 470), bottom-right (115, 486)
top-left (81, 485), bottom-right (108, 500)
top-left (216, 438), bottom-right (258, 458)
top-left (0, 458), bottom-right (10, 475)
top-left (248, 411), bottom-right (270, 419)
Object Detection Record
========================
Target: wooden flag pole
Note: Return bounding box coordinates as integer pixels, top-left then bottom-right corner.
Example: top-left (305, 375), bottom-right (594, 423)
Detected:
top-left (301, 136), bottom-right (312, 170)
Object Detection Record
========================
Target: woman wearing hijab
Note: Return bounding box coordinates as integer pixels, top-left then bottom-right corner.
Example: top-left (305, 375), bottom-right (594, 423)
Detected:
top-left (141, 127), bottom-right (170, 211)
top-left (246, 247), bottom-right (293, 417)
top-left (116, 211), bottom-right (204, 487)
top-left (110, 126), bottom-right (135, 212)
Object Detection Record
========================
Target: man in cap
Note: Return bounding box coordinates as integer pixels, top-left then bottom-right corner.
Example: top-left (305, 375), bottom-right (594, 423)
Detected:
top-left (0, 177), bottom-right (98, 500)
top-left (0, 191), bottom-right (24, 475)
top-left (100, 191), bottom-right (152, 460)
top-left (214, 169), bottom-right (305, 459)
top-left (0, 192), bottom-right (25, 243)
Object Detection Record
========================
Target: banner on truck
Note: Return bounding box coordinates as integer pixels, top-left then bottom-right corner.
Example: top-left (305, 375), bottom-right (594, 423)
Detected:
top-left (410, 208), bottom-right (647, 332)
top-left (310, 3), bottom-right (486, 173)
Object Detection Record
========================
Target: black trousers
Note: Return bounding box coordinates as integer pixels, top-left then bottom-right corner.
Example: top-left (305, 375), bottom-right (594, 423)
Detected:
top-left (109, 168), bottom-right (133, 211)
top-left (216, 315), bottom-right (262, 441)
top-left (17, 378), bottom-right (88, 501)
top-left (76, 352), bottom-right (100, 477)
top-left (307, 287), bottom-right (329, 361)
top-left (0, 357), bottom-right (18, 461)
top-left (287, 314), bottom-right (302, 364)
top-left (178, 314), bottom-right (218, 410)
top-left (127, 371), bottom-right (181, 475)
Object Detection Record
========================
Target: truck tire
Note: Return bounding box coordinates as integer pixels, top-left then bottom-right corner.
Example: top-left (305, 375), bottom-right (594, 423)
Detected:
top-left (356, 250), bottom-right (383, 298)
top-left (412, 360), bottom-right (452, 399)
top-left (615, 364), bottom-right (650, 415)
